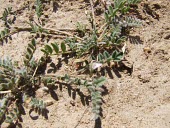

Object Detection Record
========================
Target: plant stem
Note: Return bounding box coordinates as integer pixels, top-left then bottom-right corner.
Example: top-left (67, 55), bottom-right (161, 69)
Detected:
top-left (90, 0), bottom-right (96, 30)
top-left (1, 26), bottom-right (83, 42)
top-left (0, 90), bottom-right (11, 94)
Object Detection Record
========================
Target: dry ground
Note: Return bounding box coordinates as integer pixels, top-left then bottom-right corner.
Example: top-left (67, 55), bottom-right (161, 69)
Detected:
top-left (0, 0), bottom-right (170, 128)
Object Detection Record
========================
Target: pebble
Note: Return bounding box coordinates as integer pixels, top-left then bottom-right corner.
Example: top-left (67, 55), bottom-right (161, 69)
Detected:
top-left (45, 100), bottom-right (54, 106)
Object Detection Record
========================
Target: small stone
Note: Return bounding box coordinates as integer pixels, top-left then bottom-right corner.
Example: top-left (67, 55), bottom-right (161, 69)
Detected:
top-left (70, 100), bottom-right (75, 106)
top-left (45, 100), bottom-right (54, 106)
top-left (43, 12), bottom-right (49, 18)
top-left (36, 87), bottom-right (49, 98)
top-left (143, 47), bottom-right (151, 54)
top-left (164, 33), bottom-right (170, 39)
top-left (41, 87), bottom-right (49, 92)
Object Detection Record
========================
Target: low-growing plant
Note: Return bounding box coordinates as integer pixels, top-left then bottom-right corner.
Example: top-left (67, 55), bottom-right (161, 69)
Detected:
top-left (0, 0), bottom-right (142, 126)
top-left (1, 7), bottom-right (15, 27)
top-left (0, 42), bottom-right (46, 126)
top-left (40, 74), bottom-right (106, 120)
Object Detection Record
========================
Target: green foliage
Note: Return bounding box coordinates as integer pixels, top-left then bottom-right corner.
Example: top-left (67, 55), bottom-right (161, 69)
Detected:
top-left (105, 6), bottom-right (117, 23)
top-left (91, 90), bottom-right (102, 119)
top-left (105, 0), bottom-right (142, 24)
top-left (0, 56), bottom-right (47, 125)
top-left (0, 98), bottom-right (21, 125)
top-left (97, 50), bottom-right (123, 63)
top-left (1, 7), bottom-right (14, 27)
top-left (0, 94), bottom-right (46, 125)
top-left (0, 57), bottom-right (13, 71)
top-left (122, 16), bottom-right (142, 27)
top-left (51, 42), bottom-right (59, 53)
top-left (114, 0), bottom-right (129, 14)
top-left (90, 77), bottom-right (106, 120)
top-left (0, 59), bottom-right (21, 123)
top-left (28, 22), bottom-right (48, 34)
top-left (112, 0), bottom-right (141, 14)
top-left (74, 33), bottom-right (98, 57)
top-left (2, 7), bottom-right (12, 21)
top-left (65, 38), bottom-right (77, 51)
top-left (5, 107), bottom-right (20, 124)
top-left (0, 0), bottom-right (142, 126)
top-left (22, 94), bottom-right (46, 115)
top-left (103, 25), bottom-right (126, 46)
top-left (0, 97), bottom-right (8, 122)
top-left (0, 57), bottom-right (32, 92)
top-left (61, 75), bottom-right (106, 120)
top-left (127, 0), bottom-right (141, 4)
top-left (41, 42), bottom-right (67, 56)
top-left (24, 39), bottom-right (37, 68)
top-left (35, 0), bottom-right (43, 18)
top-left (61, 42), bottom-right (66, 53)
top-left (42, 77), bottom-right (55, 88)
top-left (0, 28), bottom-right (10, 43)
top-left (29, 97), bottom-right (46, 113)
top-left (0, 58), bottom-right (15, 91)
top-left (76, 22), bottom-right (87, 37)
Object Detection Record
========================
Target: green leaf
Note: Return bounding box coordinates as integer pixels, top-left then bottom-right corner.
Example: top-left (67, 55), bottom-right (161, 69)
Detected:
top-left (39, 27), bottom-right (43, 33)
top-left (128, 0), bottom-right (141, 4)
top-left (9, 112), bottom-right (15, 118)
top-left (1, 31), bottom-right (5, 37)
top-left (104, 12), bottom-right (109, 22)
top-left (5, 116), bottom-right (13, 123)
top-left (45, 45), bottom-right (53, 54)
top-left (51, 43), bottom-right (59, 54)
top-left (31, 39), bottom-right (36, 46)
top-left (115, 36), bottom-right (126, 45)
top-left (112, 50), bottom-right (117, 58)
top-left (25, 54), bottom-right (30, 60)
top-left (87, 85), bottom-right (95, 91)
top-left (112, 50), bottom-right (123, 61)
top-left (4, 28), bottom-right (9, 34)
top-left (119, 1), bottom-right (126, 9)
top-left (36, 0), bottom-right (43, 18)
top-left (111, 8), bottom-right (119, 17)
top-left (93, 77), bottom-right (106, 87)
top-left (103, 51), bottom-right (110, 59)
top-left (41, 49), bottom-right (49, 55)
top-left (98, 53), bottom-right (103, 62)
top-left (27, 48), bottom-right (32, 55)
top-left (92, 91), bottom-right (101, 97)
top-left (28, 43), bottom-right (35, 51)
top-left (83, 80), bottom-right (88, 86)
top-left (108, 6), bottom-right (113, 15)
top-left (13, 108), bottom-right (19, 115)
top-left (61, 42), bottom-right (66, 52)
top-left (115, 52), bottom-right (123, 61)
top-left (96, 98), bottom-right (102, 104)
top-left (0, 83), bottom-right (7, 90)
top-left (39, 100), bottom-right (43, 107)
top-left (13, 108), bottom-right (17, 113)
top-left (93, 105), bottom-right (101, 110)
top-left (121, 6), bottom-right (130, 14)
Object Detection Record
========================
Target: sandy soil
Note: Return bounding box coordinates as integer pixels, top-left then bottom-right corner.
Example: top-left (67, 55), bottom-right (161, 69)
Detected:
top-left (0, 0), bottom-right (170, 128)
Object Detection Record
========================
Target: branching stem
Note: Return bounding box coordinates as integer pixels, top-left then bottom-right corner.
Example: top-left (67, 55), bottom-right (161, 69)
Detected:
top-left (1, 26), bottom-right (83, 42)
